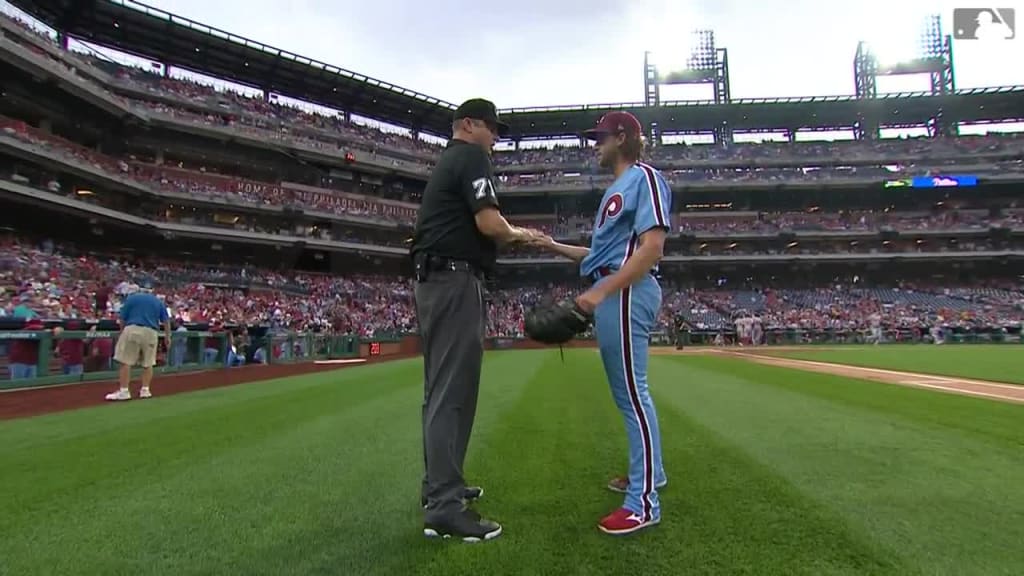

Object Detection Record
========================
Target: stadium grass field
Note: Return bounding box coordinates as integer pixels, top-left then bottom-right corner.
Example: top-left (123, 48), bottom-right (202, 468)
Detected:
top-left (2, 347), bottom-right (1023, 576)
top-left (760, 344), bottom-right (1024, 384)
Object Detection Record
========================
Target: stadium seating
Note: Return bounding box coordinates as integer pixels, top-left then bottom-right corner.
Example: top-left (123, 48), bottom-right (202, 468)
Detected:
top-left (4, 11), bottom-right (1024, 186)
top-left (1, 10), bottom-right (1022, 362)
top-left (3, 238), bottom-right (1020, 339)
top-left (4, 115), bottom-right (1020, 239)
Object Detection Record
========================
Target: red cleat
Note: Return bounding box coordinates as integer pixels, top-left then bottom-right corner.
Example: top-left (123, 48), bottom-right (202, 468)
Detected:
top-left (598, 507), bottom-right (660, 535)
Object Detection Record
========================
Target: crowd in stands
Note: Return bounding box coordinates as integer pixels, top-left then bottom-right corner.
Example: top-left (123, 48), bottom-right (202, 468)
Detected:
top-left (96, 60), bottom-right (442, 159)
top-left (79, 55), bottom-right (1024, 177)
top-left (503, 235), bottom-right (1023, 260)
top-left (0, 237), bottom-right (418, 336)
top-left (3, 9), bottom-right (1024, 247)
top-left (0, 117), bottom-right (420, 229)
top-left (672, 284), bottom-right (1023, 334)
top-left (4, 114), bottom-right (1022, 240)
top-left (491, 133), bottom-right (1024, 166)
top-left (2, 11), bottom-right (439, 161)
top-left (2, 238), bottom-right (1021, 347)
top-left (676, 210), bottom-right (1024, 234)
top-left (2, 13), bottom-right (1023, 370)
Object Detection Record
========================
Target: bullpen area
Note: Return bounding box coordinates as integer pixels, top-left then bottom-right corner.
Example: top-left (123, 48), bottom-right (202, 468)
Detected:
top-left (2, 345), bottom-right (1022, 576)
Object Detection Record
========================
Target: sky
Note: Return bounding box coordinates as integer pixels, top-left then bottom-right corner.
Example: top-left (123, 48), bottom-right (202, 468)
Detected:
top-left (4, 0), bottom-right (1024, 142)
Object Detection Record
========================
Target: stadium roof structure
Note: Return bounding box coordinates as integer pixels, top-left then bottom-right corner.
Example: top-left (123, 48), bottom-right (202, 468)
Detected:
top-left (12, 0), bottom-right (460, 136)
top-left (13, 0), bottom-right (1024, 141)
top-left (496, 87), bottom-right (1024, 140)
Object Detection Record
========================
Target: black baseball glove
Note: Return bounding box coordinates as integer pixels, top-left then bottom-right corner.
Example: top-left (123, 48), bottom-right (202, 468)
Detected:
top-left (524, 300), bottom-right (592, 344)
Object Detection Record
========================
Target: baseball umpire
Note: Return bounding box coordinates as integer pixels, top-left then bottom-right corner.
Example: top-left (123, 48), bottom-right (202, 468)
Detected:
top-left (409, 97), bottom-right (541, 542)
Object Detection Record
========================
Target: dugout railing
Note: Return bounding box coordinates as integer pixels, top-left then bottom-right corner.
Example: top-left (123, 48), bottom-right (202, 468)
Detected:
top-left (0, 329), bottom-right (362, 390)
top-left (483, 326), bottom-right (1023, 348)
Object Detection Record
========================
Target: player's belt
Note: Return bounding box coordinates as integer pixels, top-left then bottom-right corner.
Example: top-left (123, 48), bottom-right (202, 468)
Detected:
top-left (589, 266), bottom-right (619, 283)
top-left (590, 266), bottom-right (655, 283)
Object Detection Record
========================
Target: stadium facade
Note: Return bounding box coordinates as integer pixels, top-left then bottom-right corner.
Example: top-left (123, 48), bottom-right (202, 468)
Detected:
top-left (0, 2), bottom-right (1021, 346)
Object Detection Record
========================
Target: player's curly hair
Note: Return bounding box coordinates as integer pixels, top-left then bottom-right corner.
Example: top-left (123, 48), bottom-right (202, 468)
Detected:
top-left (620, 132), bottom-right (647, 162)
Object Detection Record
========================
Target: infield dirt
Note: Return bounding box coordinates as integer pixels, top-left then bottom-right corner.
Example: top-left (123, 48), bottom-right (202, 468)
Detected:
top-left (0, 354), bottom-right (421, 420)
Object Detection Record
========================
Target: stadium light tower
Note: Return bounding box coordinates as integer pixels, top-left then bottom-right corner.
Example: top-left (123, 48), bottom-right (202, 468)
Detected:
top-left (644, 29), bottom-right (732, 145)
top-left (853, 13), bottom-right (955, 139)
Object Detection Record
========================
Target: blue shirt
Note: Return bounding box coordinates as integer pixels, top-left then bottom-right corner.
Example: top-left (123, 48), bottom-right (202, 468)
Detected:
top-left (580, 162), bottom-right (673, 278)
top-left (12, 304), bottom-right (37, 319)
top-left (119, 292), bottom-right (169, 330)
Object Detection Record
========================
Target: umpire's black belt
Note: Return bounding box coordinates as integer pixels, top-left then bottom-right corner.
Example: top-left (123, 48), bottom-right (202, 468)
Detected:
top-left (416, 254), bottom-right (484, 281)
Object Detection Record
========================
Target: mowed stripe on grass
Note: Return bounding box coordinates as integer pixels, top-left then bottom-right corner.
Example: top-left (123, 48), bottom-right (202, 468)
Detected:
top-left (400, 351), bottom-right (899, 576)
top-left (0, 353), bottom-right (539, 576)
top-left (1, 349), bottom-right (1022, 575)
top-left (656, 355), bottom-right (1024, 576)
top-left (761, 345), bottom-right (1024, 385)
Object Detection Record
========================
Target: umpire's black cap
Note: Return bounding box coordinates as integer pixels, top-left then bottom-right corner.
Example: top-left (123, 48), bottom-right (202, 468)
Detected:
top-left (453, 98), bottom-right (509, 136)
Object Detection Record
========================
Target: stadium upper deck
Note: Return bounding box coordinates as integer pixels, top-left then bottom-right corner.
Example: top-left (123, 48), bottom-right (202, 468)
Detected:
top-left (2, 5), bottom-right (1022, 278)
top-left (2, 8), bottom-right (1023, 200)
top-left (5, 38), bottom-right (1020, 212)
top-left (8, 0), bottom-right (1024, 142)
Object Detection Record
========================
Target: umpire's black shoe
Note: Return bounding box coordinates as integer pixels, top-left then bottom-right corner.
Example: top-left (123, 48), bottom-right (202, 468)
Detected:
top-left (424, 509), bottom-right (502, 543)
top-left (422, 486), bottom-right (484, 508)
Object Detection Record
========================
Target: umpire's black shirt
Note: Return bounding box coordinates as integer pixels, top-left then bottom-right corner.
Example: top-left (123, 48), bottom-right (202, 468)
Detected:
top-left (410, 139), bottom-right (500, 272)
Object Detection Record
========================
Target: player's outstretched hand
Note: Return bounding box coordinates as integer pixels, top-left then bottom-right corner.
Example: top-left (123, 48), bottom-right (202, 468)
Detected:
top-left (520, 228), bottom-right (553, 246)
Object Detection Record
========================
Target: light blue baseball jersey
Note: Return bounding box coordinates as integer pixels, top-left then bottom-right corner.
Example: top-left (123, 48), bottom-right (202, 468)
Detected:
top-left (580, 162), bottom-right (673, 278)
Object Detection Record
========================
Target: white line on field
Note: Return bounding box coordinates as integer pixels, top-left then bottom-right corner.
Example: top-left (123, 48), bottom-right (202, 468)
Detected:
top-left (895, 381), bottom-right (1024, 403)
top-left (727, 352), bottom-right (1024, 404)
top-left (732, 353), bottom-right (1022, 390)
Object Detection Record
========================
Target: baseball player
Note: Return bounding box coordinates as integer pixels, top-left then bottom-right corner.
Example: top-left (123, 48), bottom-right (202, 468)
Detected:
top-left (869, 311), bottom-right (883, 344)
top-left (751, 316), bottom-right (763, 346)
top-left (530, 111), bottom-right (669, 535)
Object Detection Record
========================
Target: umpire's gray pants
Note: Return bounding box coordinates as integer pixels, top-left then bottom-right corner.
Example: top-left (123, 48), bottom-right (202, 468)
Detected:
top-left (415, 269), bottom-right (487, 521)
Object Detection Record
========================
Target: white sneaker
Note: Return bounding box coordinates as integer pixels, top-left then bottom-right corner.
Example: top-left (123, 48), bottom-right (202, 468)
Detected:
top-left (139, 388), bottom-right (153, 399)
top-left (105, 389), bottom-right (131, 401)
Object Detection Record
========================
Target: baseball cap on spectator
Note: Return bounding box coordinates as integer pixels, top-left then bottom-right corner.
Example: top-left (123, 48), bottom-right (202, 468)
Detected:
top-left (453, 98), bottom-right (509, 136)
top-left (583, 111), bottom-right (643, 141)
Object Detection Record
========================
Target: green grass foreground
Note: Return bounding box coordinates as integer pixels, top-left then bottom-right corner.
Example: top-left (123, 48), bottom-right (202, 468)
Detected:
top-left (1, 349), bottom-right (1023, 576)
top-left (765, 344), bottom-right (1024, 384)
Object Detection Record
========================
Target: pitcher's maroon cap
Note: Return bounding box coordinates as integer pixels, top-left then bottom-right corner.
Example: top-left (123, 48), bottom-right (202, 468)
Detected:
top-left (583, 111), bottom-right (643, 141)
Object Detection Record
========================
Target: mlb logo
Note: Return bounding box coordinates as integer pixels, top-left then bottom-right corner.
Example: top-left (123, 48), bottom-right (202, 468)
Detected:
top-left (953, 8), bottom-right (1015, 40)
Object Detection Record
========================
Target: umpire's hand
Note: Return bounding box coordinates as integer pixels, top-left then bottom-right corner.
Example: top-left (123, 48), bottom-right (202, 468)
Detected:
top-left (512, 227), bottom-right (546, 243)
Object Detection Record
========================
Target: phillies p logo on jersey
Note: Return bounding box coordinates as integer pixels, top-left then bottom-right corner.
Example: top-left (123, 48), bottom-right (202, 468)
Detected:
top-left (598, 193), bottom-right (624, 228)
